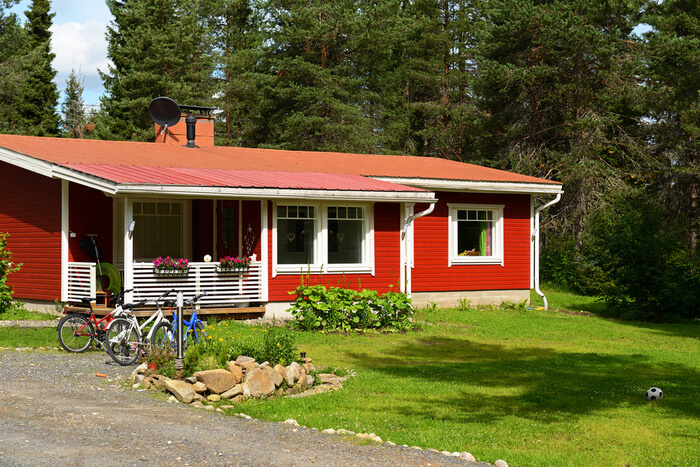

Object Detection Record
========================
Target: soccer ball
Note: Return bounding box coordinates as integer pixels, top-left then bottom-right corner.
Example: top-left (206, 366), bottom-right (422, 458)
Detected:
top-left (646, 387), bottom-right (663, 401)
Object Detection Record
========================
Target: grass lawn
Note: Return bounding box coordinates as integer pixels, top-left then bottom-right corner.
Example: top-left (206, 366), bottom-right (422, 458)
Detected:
top-left (232, 303), bottom-right (699, 466)
top-left (2, 292), bottom-right (698, 466)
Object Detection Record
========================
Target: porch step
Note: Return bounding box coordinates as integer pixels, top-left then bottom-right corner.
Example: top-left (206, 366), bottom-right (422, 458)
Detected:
top-left (62, 305), bottom-right (266, 319)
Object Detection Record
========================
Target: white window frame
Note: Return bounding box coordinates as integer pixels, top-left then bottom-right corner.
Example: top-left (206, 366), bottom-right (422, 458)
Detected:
top-left (448, 203), bottom-right (504, 266)
top-left (113, 198), bottom-right (192, 265)
top-left (272, 201), bottom-right (374, 276)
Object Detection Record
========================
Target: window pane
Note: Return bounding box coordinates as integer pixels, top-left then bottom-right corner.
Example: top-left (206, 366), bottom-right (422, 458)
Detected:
top-left (157, 203), bottom-right (169, 215)
top-left (457, 219), bottom-right (492, 256)
top-left (277, 218), bottom-right (315, 264)
top-left (143, 202), bottom-right (156, 215)
top-left (328, 218), bottom-right (363, 264)
top-left (277, 206), bottom-right (287, 218)
top-left (288, 206), bottom-right (297, 218)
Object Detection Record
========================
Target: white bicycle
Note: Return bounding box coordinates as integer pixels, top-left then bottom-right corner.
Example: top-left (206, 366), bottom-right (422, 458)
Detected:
top-left (104, 289), bottom-right (175, 366)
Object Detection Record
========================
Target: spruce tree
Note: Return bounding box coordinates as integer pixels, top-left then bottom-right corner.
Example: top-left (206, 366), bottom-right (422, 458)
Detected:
top-left (0, 6), bottom-right (30, 134)
top-left (62, 69), bottom-right (88, 138)
top-left (643, 0), bottom-right (700, 251)
top-left (100, 0), bottom-right (215, 141)
top-left (17, 0), bottom-right (60, 136)
top-left (472, 0), bottom-right (646, 246)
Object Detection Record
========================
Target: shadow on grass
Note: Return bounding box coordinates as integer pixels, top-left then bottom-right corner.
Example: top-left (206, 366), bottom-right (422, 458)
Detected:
top-left (343, 335), bottom-right (700, 425)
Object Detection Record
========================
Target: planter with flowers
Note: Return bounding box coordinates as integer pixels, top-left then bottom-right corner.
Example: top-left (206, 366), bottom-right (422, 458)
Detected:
top-left (216, 255), bottom-right (251, 274)
top-left (153, 256), bottom-right (190, 277)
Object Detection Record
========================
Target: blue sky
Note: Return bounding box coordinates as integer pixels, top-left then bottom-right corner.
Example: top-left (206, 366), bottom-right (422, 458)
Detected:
top-left (10, 0), bottom-right (112, 107)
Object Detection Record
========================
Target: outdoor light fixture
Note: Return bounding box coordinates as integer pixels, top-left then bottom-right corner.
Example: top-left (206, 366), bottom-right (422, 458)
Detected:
top-left (128, 221), bottom-right (136, 239)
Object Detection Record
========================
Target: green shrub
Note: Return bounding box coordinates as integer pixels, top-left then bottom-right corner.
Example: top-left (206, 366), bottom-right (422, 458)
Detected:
top-left (184, 322), bottom-right (298, 375)
top-left (287, 284), bottom-right (414, 331)
top-left (0, 233), bottom-right (22, 314)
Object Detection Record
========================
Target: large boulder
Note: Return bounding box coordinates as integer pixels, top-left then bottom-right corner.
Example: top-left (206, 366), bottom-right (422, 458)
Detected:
top-left (163, 378), bottom-right (195, 404)
top-left (263, 365), bottom-right (284, 388)
top-left (243, 368), bottom-right (275, 397)
top-left (226, 361), bottom-right (243, 384)
top-left (193, 369), bottom-right (237, 394)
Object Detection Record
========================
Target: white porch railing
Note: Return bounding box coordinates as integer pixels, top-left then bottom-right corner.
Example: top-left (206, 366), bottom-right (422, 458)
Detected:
top-left (66, 262), bottom-right (96, 302)
top-left (66, 261), bottom-right (265, 307)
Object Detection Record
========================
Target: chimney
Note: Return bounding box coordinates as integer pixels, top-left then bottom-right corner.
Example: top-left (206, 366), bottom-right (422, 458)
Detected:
top-left (154, 104), bottom-right (216, 147)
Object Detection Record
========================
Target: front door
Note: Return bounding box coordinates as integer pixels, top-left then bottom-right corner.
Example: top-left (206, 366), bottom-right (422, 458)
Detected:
top-left (217, 200), bottom-right (240, 259)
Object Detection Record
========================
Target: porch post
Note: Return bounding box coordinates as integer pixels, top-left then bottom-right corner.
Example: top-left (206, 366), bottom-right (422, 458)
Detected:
top-left (261, 200), bottom-right (269, 301)
top-left (123, 196), bottom-right (134, 302)
top-left (61, 180), bottom-right (69, 302)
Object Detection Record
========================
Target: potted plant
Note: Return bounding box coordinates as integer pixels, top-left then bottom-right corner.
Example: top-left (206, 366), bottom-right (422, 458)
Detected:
top-left (139, 343), bottom-right (175, 371)
top-left (216, 255), bottom-right (251, 274)
top-left (152, 256), bottom-right (190, 276)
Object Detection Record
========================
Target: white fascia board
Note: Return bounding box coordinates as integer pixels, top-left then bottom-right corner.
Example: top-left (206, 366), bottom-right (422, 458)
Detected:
top-left (373, 177), bottom-right (564, 195)
top-left (114, 184), bottom-right (438, 203)
top-left (0, 148), bottom-right (54, 177)
top-left (51, 166), bottom-right (118, 194)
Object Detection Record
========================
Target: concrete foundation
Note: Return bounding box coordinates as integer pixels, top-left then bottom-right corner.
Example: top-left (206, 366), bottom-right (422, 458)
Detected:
top-left (410, 289), bottom-right (530, 309)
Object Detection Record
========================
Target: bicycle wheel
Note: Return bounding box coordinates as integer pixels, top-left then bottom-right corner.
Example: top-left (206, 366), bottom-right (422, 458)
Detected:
top-left (151, 321), bottom-right (174, 348)
top-left (57, 313), bottom-right (94, 353)
top-left (104, 318), bottom-right (142, 366)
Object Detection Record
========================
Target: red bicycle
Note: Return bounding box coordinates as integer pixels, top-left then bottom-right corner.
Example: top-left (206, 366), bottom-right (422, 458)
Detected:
top-left (56, 289), bottom-right (132, 353)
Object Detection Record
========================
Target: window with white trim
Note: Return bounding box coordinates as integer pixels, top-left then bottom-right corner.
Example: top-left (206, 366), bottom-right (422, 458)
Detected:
top-left (133, 200), bottom-right (186, 261)
top-left (274, 203), bottom-right (373, 274)
top-left (448, 204), bottom-right (504, 265)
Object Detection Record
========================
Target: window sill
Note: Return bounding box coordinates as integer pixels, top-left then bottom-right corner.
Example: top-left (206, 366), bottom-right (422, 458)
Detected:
top-left (450, 257), bottom-right (504, 266)
top-left (275, 265), bottom-right (374, 275)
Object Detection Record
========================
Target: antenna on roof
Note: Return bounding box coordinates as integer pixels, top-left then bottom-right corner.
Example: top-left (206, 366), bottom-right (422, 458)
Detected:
top-left (148, 97), bottom-right (181, 137)
top-left (436, 147), bottom-right (450, 160)
top-left (446, 146), bottom-right (463, 163)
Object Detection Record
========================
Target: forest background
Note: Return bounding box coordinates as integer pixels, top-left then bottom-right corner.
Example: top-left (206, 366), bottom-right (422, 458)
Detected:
top-left (1, 0), bottom-right (698, 322)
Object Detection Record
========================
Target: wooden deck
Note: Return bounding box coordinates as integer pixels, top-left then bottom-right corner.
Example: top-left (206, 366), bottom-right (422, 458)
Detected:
top-left (62, 305), bottom-right (266, 320)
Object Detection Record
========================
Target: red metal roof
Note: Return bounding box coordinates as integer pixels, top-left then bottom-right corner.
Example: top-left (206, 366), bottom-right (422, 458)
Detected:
top-left (62, 164), bottom-right (425, 192)
top-left (0, 134), bottom-right (560, 187)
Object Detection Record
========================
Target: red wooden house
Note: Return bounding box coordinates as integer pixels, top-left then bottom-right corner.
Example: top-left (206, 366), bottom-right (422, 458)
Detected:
top-left (0, 121), bottom-right (562, 317)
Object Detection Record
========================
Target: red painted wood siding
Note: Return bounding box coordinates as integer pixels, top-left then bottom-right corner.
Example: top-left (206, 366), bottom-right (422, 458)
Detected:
top-left (68, 183), bottom-right (113, 263)
top-left (412, 192), bottom-right (532, 292)
top-left (267, 202), bottom-right (401, 301)
top-left (0, 162), bottom-right (62, 301)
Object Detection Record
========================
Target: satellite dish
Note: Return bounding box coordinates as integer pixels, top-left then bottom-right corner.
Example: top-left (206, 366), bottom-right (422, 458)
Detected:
top-left (148, 97), bottom-right (181, 134)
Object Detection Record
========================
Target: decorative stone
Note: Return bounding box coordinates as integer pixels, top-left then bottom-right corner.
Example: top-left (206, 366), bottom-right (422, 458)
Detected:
top-left (306, 375), bottom-right (315, 387)
top-left (191, 381), bottom-right (207, 393)
top-left (220, 384), bottom-right (243, 399)
top-left (190, 401), bottom-right (204, 408)
top-left (241, 362), bottom-right (259, 375)
top-left (184, 376), bottom-right (198, 384)
top-left (273, 364), bottom-right (287, 384)
top-left (194, 368), bottom-right (237, 394)
top-left (235, 356), bottom-right (255, 365)
top-left (460, 453), bottom-right (476, 462)
top-left (227, 362), bottom-right (243, 384)
top-left (296, 368), bottom-right (308, 391)
top-left (207, 394), bottom-right (221, 402)
top-left (322, 428), bottom-right (336, 434)
top-left (244, 368), bottom-right (275, 397)
top-left (263, 365), bottom-right (283, 388)
top-left (163, 378), bottom-right (195, 404)
top-left (318, 374), bottom-right (342, 386)
top-left (494, 460), bottom-right (509, 467)
top-left (302, 362), bottom-right (316, 374)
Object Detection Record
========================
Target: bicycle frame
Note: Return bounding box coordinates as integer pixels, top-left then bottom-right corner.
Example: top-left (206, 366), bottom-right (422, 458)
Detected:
top-left (106, 289), bottom-right (175, 347)
top-left (166, 292), bottom-right (207, 346)
top-left (60, 290), bottom-right (132, 349)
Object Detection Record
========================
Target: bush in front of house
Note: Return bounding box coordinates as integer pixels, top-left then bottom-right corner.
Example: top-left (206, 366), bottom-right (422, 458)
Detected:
top-left (0, 233), bottom-right (21, 314)
top-left (184, 322), bottom-right (297, 374)
top-left (287, 284), bottom-right (414, 331)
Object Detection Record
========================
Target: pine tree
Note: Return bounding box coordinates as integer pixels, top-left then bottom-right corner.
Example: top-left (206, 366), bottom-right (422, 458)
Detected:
top-left (205, 0), bottom-right (264, 147)
top-left (643, 0), bottom-right (700, 251)
top-left (17, 0), bottom-right (60, 135)
top-left (100, 0), bottom-right (215, 141)
top-left (257, 0), bottom-right (389, 153)
top-left (472, 0), bottom-right (646, 246)
top-left (0, 6), bottom-right (30, 134)
top-left (62, 69), bottom-right (89, 138)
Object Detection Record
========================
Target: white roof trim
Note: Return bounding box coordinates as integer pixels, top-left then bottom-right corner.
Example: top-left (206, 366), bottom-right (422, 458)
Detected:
top-left (114, 184), bottom-right (437, 203)
top-left (373, 177), bottom-right (563, 194)
top-left (0, 148), bottom-right (53, 178)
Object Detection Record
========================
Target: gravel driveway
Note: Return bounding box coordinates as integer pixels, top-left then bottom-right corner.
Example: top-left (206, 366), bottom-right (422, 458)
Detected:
top-left (0, 348), bottom-right (492, 466)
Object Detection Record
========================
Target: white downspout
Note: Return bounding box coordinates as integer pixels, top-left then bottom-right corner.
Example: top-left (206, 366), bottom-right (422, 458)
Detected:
top-left (534, 192), bottom-right (562, 310)
top-left (402, 202), bottom-right (436, 296)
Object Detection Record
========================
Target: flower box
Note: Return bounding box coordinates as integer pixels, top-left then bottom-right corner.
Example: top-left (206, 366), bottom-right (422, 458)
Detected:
top-left (216, 265), bottom-right (249, 275)
top-left (153, 267), bottom-right (189, 277)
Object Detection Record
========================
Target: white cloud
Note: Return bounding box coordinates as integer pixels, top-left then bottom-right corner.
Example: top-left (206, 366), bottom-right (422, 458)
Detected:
top-left (50, 21), bottom-right (109, 105)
